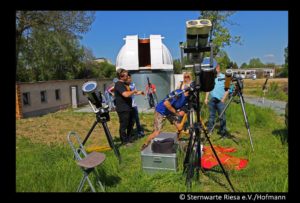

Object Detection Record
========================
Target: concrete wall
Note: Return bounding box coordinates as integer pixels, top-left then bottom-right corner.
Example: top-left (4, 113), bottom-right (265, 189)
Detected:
top-left (17, 78), bottom-right (112, 118)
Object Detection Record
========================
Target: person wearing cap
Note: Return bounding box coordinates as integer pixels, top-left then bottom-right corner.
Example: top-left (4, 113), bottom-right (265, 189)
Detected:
top-left (204, 59), bottom-right (230, 138)
top-left (140, 87), bottom-right (191, 151)
top-left (114, 68), bottom-right (144, 146)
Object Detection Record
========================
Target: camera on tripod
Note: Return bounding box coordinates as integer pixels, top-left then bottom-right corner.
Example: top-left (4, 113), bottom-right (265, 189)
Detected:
top-left (82, 81), bottom-right (110, 121)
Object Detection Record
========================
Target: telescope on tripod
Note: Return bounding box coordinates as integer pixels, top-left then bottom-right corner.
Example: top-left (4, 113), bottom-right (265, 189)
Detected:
top-left (179, 19), bottom-right (235, 192)
top-left (80, 81), bottom-right (121, 164)
top-left (209, 69), bottom-right (255, 151)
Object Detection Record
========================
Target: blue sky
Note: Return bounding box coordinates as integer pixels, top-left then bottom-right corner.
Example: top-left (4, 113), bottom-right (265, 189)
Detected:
top-left (80, 11), bottom-right (288, 67)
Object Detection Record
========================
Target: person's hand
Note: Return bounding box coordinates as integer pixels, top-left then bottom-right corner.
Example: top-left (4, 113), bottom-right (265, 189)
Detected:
top-left (204, 98), bottom-right (209, 105)
top-left (177, 111), bottom-right (185, 117)
top-left (221, 98), bottom-right (225, 103)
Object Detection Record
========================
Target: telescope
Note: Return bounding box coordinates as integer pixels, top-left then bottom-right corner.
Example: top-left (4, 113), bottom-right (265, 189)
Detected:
top-left (82, 81), bottom-right (109, 120)
top-left (81, 81), bottom-right (121, 163)
top-left (186, 19), bottom-right (212, 63)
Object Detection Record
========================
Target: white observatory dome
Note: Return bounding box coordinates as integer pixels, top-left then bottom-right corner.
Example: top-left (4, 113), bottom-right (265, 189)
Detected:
top-left (116, 35), bottom-right (173, 71)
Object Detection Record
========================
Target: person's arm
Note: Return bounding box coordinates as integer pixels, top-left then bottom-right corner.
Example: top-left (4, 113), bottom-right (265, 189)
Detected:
top-left (221, 91), bottom-right (229, 103)
top-left (115, 82), bottom-right (137, 98)
top-left (205, 92), bottom-right (210, 105)
top-left (107, 86), bottom-right (115, 95)
top-left (122, 89), bottom-right (138, 98)
top-left (152, 84), bottom-right (156, 93)
top-left (163, 100), bottom-right (180, 116)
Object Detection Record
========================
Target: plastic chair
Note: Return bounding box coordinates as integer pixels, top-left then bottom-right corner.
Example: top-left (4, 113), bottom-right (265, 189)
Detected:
top-left (67, 131), bottom-right (106, 192)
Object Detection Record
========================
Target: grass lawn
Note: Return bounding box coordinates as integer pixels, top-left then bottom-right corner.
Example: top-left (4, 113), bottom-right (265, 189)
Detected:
top-left (16, 101), bottom-right (288, 192)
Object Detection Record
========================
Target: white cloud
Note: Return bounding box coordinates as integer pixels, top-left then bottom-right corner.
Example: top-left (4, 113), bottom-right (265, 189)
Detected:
top-left (264, 54), bottom-right (275, 58)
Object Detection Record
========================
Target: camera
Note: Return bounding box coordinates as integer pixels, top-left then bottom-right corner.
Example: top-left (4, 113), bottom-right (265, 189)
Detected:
top-left (82, 81), bottom-right (110, 121)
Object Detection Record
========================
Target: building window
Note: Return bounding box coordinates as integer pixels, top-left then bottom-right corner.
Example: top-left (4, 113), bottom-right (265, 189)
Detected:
top-left (55, 89), bottom-right (61, 100)
top-left (40, 90), bottom-right (47, 103)
top-left (22, 92), bottom-right (30, 106)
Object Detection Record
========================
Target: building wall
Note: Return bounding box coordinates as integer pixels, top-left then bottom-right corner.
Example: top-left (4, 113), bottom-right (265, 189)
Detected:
top-left (17, 78), bottom-right (112, 118)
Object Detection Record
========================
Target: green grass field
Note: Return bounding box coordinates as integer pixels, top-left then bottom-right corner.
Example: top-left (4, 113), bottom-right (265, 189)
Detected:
top-left (16, 102), bottom-right (288, 192)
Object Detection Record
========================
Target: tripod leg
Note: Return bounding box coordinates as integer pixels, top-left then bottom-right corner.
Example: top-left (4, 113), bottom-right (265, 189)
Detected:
top-left (194, 125), bottom-right (201, 181)
top-left (203, 131), bottom-right (236, 192)
top-left (101, 121), bottom-right (122, 164)
top-left (82, 120), bottom-right (98, 146)
top-left (208, 96), bottom-right (234, 135)
top-left (238, 92), bottom-right (254, 151)
top-left (183, 128), bottom-right (194, 174)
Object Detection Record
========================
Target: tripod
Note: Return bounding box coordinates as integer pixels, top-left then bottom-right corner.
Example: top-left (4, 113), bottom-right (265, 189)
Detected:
top-left (81, 102), bottom-right (122, 164)
top-left (182, 86), bottom-right (235, 192)
top-left (208, 77), bottom-right (254, 152)
top-left (259, 76), bottom-right (269, 104)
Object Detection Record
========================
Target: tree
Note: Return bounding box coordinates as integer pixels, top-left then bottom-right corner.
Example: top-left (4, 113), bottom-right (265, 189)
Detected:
top-left (92, 61), bottom-right (116, 79)
top-left (173, 59), bottom-right (183, 74)
top-left (199, 11), bottom-right (242, 56)
top-left (265, 63), bottom-right (276, 68)
top-left (216, 50), bottom-right (231, 71)
top-left (284, 46), bottom-right (288, 69)
top-left (16, 11), bottom-right (95, 81)
top-left (232, 62), bottom-right (239, 69)
top-left (248, 58), bottom-right (265, 68)
top-left (240, 63), bottom-right (248, 69)
top-left (17, 28), bottom-right (88, 81)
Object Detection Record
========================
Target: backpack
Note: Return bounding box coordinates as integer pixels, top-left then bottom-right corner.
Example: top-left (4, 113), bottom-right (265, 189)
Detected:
top-left (151, 138), bottom-right (176, 154)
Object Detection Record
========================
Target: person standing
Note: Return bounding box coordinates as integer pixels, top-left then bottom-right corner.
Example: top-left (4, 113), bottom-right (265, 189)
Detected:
top-left (104, 78), bottom-right (118, 111)
top-left (176, 72), bottom-right (192, 90)
top-left (204, 61), bottom-right (230, 138)
top-left (145, 77), bottom-right (158, 108)
top-left (128, 73), bottom-right (145, 138)
top-left (114, 68), bottom-right (143, 145)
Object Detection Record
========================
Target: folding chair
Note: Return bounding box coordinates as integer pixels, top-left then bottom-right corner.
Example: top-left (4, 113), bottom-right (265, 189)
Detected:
top-left (67, 131), bottom-right (106, 192)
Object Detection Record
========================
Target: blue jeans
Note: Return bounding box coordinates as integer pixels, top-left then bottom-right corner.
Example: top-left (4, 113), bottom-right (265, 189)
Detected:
top-left (104, 91), bottom-right (115, 110)
top-left (207, 97), bottom-right (227, 134)
top-left (132, 106), bottom-right (144, 134)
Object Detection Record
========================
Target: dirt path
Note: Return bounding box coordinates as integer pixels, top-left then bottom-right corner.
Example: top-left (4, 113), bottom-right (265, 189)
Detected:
top-left (243, 95), bottom-right (287, 115)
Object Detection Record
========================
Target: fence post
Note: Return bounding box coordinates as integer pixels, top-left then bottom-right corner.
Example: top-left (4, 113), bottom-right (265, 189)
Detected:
top-left (16, 83), bottom-right (23, 119)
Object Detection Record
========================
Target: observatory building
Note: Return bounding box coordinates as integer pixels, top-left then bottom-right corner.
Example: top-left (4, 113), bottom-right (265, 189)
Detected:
top-left (116, 35), bottom-right (174, 109)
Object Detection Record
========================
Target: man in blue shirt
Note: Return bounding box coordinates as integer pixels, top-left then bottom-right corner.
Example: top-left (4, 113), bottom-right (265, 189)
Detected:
top-left (141, 88), bottom-right (190, 151)
top-left (204, 62), bottom-right (229, 138)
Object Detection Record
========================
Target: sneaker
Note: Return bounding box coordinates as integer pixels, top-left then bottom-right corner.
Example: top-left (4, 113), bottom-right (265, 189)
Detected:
top-left (138, 131), bottom-right (145, 138)
top-left (220, 130), bottom-right (230, 138)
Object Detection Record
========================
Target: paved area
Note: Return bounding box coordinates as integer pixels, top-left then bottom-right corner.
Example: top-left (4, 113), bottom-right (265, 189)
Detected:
top-left (75, 104), bottom-right (155, 113)
top-left (243, 95), bottom-right (287, 115)
top-left (75, 96), bottom-right (287, 115)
